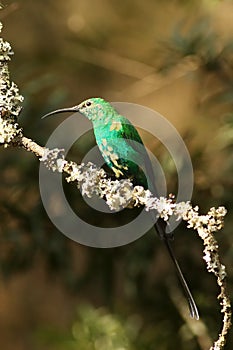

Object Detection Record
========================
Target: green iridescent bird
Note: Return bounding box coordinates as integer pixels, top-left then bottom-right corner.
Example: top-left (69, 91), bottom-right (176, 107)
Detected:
top-left (42, 97), bottom-right (199, 320)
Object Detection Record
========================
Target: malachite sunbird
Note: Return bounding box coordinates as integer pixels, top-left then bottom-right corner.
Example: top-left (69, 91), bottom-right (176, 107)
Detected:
top-left (42, 97), bottom-right (199, 320)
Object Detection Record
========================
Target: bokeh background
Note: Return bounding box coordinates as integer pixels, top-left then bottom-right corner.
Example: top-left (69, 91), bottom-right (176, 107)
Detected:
top-left (0, 0), bottom-right (233, 349)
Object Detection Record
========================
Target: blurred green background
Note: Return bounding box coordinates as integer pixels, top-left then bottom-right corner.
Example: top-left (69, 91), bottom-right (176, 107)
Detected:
top-left (0, 0), bottom-right (232, 349)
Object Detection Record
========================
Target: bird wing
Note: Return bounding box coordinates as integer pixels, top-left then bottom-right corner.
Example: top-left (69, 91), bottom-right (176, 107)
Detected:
top-left (118, 118), bottom-right (158, 195)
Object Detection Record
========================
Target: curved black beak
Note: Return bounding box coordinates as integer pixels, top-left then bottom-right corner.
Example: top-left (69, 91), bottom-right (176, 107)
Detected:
top-left (41, 106), bottom-right (79, 119)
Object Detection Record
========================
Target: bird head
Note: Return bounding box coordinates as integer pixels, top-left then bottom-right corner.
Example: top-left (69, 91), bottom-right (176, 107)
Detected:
top-left (41, 97), bottom-right (115, 123)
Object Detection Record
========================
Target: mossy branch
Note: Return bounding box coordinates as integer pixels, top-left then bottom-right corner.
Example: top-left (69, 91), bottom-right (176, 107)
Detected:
top-left (0, 16), bottom-right (231, 350)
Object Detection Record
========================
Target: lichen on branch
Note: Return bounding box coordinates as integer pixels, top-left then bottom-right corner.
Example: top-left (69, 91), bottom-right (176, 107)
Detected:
top-left (0, 21), bottom-right (23, 146)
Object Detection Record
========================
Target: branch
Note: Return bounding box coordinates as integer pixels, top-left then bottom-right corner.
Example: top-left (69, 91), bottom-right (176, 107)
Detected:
top-left (0, 14), bottom-right (231, 350)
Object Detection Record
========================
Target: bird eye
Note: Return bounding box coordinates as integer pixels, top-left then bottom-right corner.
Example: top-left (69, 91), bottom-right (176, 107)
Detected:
top-left (86, 101), bottom-right (92, 107)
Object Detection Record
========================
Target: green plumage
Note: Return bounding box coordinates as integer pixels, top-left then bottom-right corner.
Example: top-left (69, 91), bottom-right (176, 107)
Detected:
top-left (42, 97), bottom-right (199, 320)
top-left (76, 98), bottom-right (152, 188)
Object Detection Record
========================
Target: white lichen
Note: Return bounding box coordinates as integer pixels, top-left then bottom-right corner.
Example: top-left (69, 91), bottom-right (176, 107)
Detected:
top-left (0, 37), bottom-right (13, 61)
top-left (39, 148), bottom-right (67, 172)
top-left (0, 117), bottom-right (20, 144)
top-left (0, 80), bottom-right (24, 116)
top-left (39, 158), bottom-right (227, 235)
top-left (102, 178), bottom-right (133, 211)
top-left (0, 20), bottom-right (24, 145)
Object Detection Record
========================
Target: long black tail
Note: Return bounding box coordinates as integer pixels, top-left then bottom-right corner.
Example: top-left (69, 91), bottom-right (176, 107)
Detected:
top-left (154, 220), bottom-right (199, 320)
top-left (125, 132), bottom-right (199, 319)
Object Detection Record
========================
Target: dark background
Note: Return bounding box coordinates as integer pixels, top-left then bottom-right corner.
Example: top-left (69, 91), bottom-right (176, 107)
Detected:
top-left (0, 1), bottom-right (232, 349)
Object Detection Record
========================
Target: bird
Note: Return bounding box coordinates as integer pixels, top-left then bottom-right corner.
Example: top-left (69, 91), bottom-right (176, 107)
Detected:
top-left (42, 97), bottom-right (199, 320)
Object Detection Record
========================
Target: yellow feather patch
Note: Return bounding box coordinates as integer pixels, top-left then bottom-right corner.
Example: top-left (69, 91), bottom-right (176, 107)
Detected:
top-left (112, 167), bottom-right (124, 178)
top-left (110, 121), bottom-right (122, 131)
top-left (102, 138), bottom-right (107, 146)
top-left (100, 139), bottom-right (128, 176)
